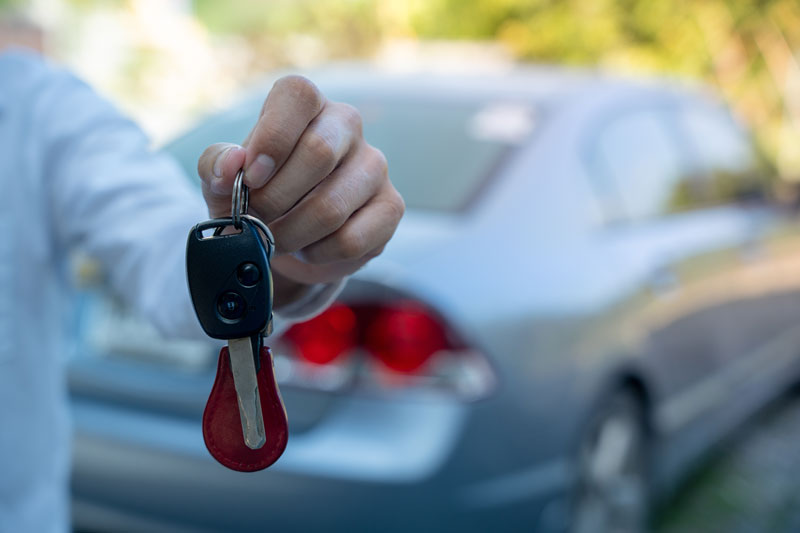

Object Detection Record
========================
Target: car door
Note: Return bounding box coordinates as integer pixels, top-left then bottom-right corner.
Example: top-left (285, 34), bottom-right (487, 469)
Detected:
top-left (584, 99), bottom-right (763, 433)
top-left (669, 100), bottom-right (800, 415)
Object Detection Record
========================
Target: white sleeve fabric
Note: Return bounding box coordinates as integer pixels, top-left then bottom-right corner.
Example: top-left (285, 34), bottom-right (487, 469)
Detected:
top-left (34, 59), bottom-right (339, 339)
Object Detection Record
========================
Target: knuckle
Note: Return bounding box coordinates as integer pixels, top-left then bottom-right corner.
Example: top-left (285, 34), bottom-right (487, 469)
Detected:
top-left (303, 130), bottom-right (338, 167)
top-left (313, 191), bottom-right (349, 230)
top-left (364, 244), bottom-right (386, 261)
top-left (334, 228), bottom-right (367, 262)
top-left (274, 75), bottom-right (323, 112)
top-left (366, 145), bottom-right (389, 177)
top-left (385, 188), bottom-right (406, 222)
top-left (337, 103), bottom-right (363, 134)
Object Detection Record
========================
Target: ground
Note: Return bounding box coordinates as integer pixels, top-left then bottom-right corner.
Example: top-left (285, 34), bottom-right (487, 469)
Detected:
top-left (655, 389), bottom-right (800, 533)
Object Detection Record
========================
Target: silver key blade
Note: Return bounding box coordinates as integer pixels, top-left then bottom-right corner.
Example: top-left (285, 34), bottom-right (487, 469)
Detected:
top-left (228, 337), bottom-right (266, 449)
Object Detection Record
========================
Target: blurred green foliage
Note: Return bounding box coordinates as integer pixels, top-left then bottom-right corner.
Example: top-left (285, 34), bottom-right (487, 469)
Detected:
top-left (0, 0), bottom-right (22, 9)
top-left (189, 0), bottom-right (800, 180)
top-left (65, 0), bottom-right (124, 9)
top-left (194, 0), bottom-right (382, 61)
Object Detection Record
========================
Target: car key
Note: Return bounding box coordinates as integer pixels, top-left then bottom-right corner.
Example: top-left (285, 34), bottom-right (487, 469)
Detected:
top-left (186, 170), bottom-right (288, 471)
top-left (187, 214), bottom-right (272, 448)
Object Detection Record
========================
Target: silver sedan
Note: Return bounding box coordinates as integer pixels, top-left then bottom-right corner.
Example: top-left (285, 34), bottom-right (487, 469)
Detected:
top-left (69, 66), bottom-right (800, 532)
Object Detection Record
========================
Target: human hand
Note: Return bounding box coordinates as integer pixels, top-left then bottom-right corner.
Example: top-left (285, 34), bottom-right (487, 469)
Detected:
top-left (197, 76), bottom-right (404, 307)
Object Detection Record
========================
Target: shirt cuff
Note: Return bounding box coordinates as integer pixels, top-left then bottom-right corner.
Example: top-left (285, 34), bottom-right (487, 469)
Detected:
top-left (272, 277), bottom-right (347, 332)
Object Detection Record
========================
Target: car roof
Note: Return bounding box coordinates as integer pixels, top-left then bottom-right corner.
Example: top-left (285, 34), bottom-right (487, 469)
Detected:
top-left (239, 62), bottom-right (709, 110)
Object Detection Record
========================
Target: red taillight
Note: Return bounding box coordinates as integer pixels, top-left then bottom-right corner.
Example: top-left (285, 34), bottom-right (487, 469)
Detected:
top-left (283, 303), bottom-right (357, 365)
top-left (363, 302), bottom-right (449, 373)
top-left (282, 300), bottom-right (451, 373)
top-left (278, 299), bottom-right (493, 397)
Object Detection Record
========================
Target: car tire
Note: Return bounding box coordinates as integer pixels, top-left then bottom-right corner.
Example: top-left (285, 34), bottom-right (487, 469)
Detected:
top-left (569, 390), bottom-right (650, 533)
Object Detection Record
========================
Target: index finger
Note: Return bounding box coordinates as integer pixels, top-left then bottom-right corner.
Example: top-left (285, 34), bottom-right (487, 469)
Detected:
top-left (243, 75), bottom-right (326, 188)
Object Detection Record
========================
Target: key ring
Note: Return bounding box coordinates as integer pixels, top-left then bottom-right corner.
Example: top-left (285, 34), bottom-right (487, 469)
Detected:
top-left (229, 168), bottom-right (275, 258)
top-left (241, 214), bottom-right (276, 259)
top-left (231, 169), bottom-right (249, 228)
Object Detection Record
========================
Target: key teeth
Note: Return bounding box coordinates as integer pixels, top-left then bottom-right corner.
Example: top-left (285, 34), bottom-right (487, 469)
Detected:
top-left (228, 337), bottom-right (267, 451)
top-left (242, 383), bottom-right (266, 450)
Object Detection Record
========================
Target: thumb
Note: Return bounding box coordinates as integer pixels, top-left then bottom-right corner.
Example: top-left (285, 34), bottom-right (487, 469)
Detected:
top-left (197, 143), bottom-right (247, 218)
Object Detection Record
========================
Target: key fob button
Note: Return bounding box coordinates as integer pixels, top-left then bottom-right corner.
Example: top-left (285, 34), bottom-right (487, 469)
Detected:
top-left (217, 291), bottom-right (245, 321)
top-left (237, 262), bottom-right (261, 287)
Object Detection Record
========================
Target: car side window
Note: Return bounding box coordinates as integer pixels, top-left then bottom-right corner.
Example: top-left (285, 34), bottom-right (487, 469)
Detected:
top-left (590, 108), bottom-right (689, 221)
top-left (678, 103), bottom-right (769, 206)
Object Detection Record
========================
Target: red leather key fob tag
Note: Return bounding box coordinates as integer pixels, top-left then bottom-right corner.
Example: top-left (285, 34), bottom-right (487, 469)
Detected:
top-left (202, 346), bottom-right (288, 472)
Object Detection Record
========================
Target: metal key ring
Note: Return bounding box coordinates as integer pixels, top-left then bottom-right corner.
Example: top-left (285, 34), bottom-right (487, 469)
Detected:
top-left (241, 214), bottom-right (276, 259)
top-left (231, 169), bottom-right (249, 228)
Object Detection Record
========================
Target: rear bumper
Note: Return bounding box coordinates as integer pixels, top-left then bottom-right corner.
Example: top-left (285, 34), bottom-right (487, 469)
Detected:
top-left (71, 396), bottom-right (573, 532)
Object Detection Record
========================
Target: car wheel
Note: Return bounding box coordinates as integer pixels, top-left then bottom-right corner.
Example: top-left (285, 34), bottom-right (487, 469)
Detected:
top-left (570, 391), bottom-right (649, 533)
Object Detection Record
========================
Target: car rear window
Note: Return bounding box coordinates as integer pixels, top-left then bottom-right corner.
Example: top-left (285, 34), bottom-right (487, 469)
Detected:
top-left (164, 97), bottom-right (535, 212)
top-left (353, 99), bottom-right (533, 211)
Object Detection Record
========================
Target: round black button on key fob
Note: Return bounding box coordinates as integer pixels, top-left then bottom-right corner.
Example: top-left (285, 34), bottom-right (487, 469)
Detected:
top-left (236, 262), bottom-right (261, 287)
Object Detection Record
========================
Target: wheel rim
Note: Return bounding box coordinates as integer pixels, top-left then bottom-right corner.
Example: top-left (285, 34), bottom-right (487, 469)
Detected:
top-left (572, 408), bottom-right (647, 533)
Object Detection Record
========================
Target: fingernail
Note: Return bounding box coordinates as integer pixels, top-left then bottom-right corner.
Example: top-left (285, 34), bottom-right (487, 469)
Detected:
top-left (210, 177), bottom-right (225, 195)
top-left (212, 147), bottom-right (231, 179)
top-left (245, 154), bottom-right (276, 187)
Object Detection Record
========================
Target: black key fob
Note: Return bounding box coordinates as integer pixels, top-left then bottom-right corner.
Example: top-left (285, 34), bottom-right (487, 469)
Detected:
top-left (186, 217), bottom-right (273, 340)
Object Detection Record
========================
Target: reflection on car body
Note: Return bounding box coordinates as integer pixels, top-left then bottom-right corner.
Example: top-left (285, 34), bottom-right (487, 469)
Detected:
top-left (69, 65), bottom-right (800, 532)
